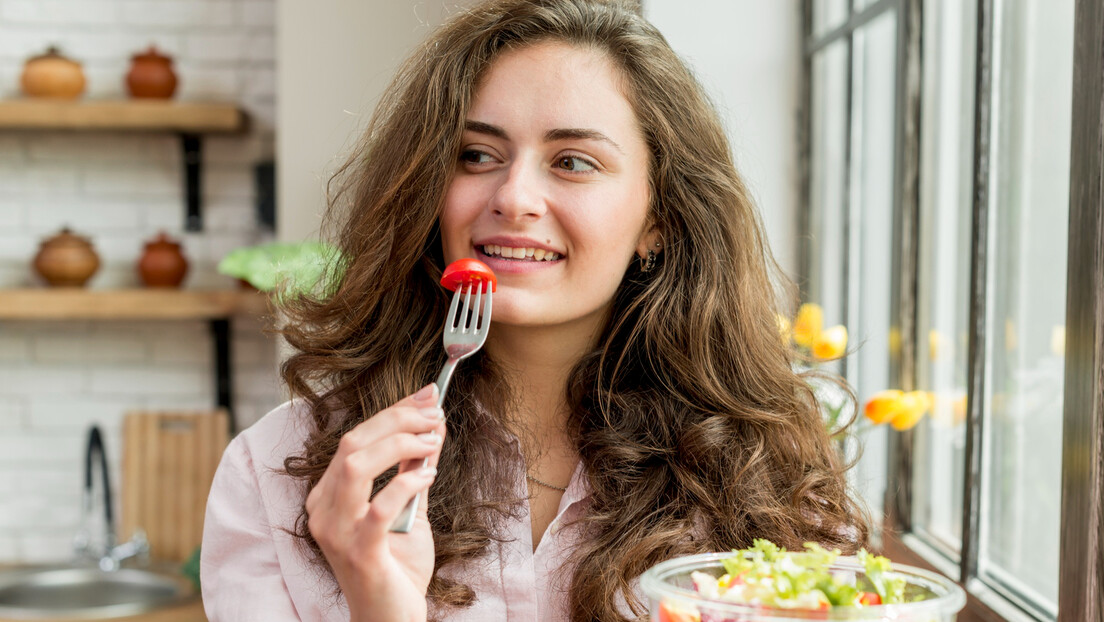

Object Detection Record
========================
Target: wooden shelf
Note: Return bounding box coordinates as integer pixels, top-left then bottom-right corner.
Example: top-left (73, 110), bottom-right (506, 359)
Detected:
top-left (0, 99), bottom-right (246, 133)
top-left (0, 289), bottom-right (269, 320)
top-left (0, 99), bottom-right (249, 231)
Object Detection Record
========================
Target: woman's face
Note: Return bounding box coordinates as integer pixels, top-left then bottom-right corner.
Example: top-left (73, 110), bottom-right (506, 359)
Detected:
top-left (440, 42), bottom-right (654, 333)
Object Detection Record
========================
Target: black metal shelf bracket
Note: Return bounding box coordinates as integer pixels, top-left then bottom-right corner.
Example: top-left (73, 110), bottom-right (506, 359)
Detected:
top-left (209, 318), bottom-right (235, 435)
top-left (182, 133), bottom-right (203, 231)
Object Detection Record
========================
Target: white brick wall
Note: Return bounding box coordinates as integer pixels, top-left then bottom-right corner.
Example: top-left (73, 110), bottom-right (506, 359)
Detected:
top-left (0, 0), bottom-right (283, 563)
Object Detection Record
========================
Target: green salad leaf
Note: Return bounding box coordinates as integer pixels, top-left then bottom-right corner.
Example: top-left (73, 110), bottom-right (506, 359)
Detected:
top-left (858, 549), bottom-right (907, 604)
top-left (705, 540), bottom-right (909, 609)
top-left (217, 241), bottom-right (345, 301)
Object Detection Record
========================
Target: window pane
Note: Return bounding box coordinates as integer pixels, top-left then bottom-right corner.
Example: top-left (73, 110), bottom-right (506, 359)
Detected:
top-left (812, 0), bottom-right (849, 39)
top-left (912, 0), bottom-right (977, 558)
top-left (980, 0), bottom-right (1074, 612)
top-left (845, 9), bottom-right (897, 517)
top-left (808, 39), bottom-right (849, 347)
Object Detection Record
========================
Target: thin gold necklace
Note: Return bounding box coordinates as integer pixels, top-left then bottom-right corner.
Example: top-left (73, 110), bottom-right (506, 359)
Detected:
top-left (526, 473), bottom-right (567, 492)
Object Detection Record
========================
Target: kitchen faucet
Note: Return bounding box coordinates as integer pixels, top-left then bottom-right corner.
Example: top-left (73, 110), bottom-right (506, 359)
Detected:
top-left (73, 425), bottom-right (149, 571)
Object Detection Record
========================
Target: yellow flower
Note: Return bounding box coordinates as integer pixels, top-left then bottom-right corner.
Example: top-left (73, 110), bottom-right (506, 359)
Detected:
top-left (792, 303), bottom-right (823, 347)
top-left (952, 394), bottom-right (968, 425)
top-left (1051, 325), bottom-right (1066, 357)
top-left (888, 326), bottom-right (901, 357)
top-left (929, 329), bottom-right (942, 361)
top-left (776, 314), bottom-right (792, 345)
top-left (863, 389), bottom-right (931, 430)
top-left (889, 391), bottom-right (931, 430)
top-left (812, 325), bottom-right (848, 360)
top-left (864, 390), bottom-right (904, 425)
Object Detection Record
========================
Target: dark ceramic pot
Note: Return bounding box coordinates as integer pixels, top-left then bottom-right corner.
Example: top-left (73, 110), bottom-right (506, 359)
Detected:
top-left (126, 46), bottom-right (178, 99)
top-left (137, 232), bottom-right (189, 287)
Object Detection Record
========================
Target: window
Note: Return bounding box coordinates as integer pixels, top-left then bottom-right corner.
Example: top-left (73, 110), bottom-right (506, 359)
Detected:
top-left (801, 0), bottom-right (1104, 619)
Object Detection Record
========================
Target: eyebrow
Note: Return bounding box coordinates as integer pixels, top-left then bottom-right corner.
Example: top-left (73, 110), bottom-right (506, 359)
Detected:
top-left (464, 120), bottom-right (624, 154)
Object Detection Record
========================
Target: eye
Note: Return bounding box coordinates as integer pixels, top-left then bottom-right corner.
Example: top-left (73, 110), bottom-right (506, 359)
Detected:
top-left (459, 149), bottom-right (496, 166)
top-left (555, 155), bottom-right (597, 172)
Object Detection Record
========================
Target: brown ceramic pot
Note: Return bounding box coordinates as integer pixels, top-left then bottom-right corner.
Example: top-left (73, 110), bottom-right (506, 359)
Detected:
top-left (33, 227), bottom-right (100, 287)
top-left (138, 232), bottom-right (188, 287)
top-left (126, 46), bottom-right (178, 99)
top-left (21, 46), bottom-right (86, 99)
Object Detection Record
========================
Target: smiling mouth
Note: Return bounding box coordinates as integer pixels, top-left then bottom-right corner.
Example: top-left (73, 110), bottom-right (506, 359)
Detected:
top-left (480, 244), bottom-right (561, 261)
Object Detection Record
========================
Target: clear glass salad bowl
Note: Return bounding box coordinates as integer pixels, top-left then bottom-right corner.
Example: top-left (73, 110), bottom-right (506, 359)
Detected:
top-left (640, 552), bottom-right (967, 621)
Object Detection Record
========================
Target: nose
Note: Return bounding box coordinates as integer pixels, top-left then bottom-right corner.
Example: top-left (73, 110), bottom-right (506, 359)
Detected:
top-left (488, 159), bottom-right (546, 223)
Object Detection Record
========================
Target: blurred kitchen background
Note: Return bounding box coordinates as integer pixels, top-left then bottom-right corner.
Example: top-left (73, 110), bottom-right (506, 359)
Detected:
top-left (0, 0), bottom-right (801, 575)
top-left (1, 0), bottom-right (1101, 620)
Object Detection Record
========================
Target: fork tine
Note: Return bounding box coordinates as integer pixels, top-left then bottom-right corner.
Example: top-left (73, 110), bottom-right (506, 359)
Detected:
top-left (478, 287), bottom-right (492, 333)
top-left (460, 282), bottom-right (474, 334)
top-left (469, 282), bottom-right (482, 331)
top-left (446, 285), bottom-right (463, 331)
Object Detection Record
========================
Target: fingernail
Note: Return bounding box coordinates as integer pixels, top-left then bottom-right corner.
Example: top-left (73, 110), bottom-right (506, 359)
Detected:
top-left (413, 383), bottom-right (438, 402)
top-left (419, 407), bottom-right (444, 421)
top-left (419, 466), bottom-right (438, 478)
top-left (416, 432), bottom-right (441, 445)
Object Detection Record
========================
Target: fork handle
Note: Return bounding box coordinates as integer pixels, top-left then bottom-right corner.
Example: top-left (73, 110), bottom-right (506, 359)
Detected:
top-left (389, 356), bottom-right (460, 533)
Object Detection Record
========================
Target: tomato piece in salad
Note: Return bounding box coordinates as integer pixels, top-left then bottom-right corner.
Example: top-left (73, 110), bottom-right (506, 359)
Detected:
top-left (657, 600), bottom-right (701, 622)
top-left (440, 258), bottom-right (496, 293)
top-left (858, 592), bottom-right (882, 605)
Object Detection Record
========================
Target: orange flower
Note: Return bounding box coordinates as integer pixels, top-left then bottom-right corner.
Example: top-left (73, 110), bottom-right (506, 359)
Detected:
top-left (792, 303), bottom-right (823, 347)
top-left (812, 325), bottom-right (848, 360)
top-left (864, 390), bottom-right (904, 425)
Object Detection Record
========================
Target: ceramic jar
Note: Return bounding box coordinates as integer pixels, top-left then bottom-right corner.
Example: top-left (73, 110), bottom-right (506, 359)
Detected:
top-left (33, 227), bottom-right (100, 287)
top-left (125, 46), bottom-right (178, 99)
top-left (20, 46), bottom-right (86, 99)
top-left (137, 232), bottom-right (188, 287)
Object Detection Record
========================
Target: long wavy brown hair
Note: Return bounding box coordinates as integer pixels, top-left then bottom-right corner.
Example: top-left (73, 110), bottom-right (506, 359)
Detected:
top-left (280, 0), bottom-right (869, 620)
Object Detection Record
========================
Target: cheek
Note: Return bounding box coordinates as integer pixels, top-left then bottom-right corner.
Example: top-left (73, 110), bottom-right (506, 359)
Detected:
top-left (439, 181), bottom-right (483, 261)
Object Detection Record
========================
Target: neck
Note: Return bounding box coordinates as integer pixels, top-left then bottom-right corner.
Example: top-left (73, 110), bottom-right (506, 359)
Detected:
top-left (484, 320), bottom-right (599, 440)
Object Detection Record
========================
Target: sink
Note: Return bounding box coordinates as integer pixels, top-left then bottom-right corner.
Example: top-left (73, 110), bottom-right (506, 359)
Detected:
top-left (0, 565), bottom-right (197, 620)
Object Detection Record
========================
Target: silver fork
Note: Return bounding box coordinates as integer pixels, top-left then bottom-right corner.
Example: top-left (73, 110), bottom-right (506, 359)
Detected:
top-left (390, 280), bottom-right (492, 533)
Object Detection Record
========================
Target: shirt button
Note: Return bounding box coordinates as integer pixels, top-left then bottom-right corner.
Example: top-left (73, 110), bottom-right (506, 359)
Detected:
top-left (549, 521), bottom-right (561, 535)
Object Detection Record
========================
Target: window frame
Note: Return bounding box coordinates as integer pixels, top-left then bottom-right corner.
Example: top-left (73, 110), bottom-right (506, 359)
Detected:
top-left (800, 0), bottom-right (1104, 619)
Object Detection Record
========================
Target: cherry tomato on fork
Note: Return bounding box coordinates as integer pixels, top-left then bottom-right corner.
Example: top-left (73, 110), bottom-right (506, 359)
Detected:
top-left (440, 258), bottom-right (497, 292)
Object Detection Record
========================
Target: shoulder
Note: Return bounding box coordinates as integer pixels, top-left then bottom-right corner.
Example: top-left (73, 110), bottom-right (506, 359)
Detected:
top-left (212, 400), bottom-right (316, 521)
top-left (229, 399), bottom-right (316, 474)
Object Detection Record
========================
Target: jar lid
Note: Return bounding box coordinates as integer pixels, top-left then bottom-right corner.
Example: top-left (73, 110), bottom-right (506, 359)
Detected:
top-left (40, 226), bottom-right (93, 249)
top-left (132, 45), bottom-right (173, 63)
top-left (144, 231), bottom-right (182, 249)
top-left (28, 46), bottom-right (77, 64)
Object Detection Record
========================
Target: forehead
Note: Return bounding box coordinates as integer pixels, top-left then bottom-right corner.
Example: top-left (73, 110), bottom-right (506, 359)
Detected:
top-left (469, 41), bottom-right (642, 140)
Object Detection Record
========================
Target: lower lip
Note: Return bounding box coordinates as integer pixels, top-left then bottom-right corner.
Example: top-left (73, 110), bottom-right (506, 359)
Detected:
top-left (475, 247), bottom-right (563, 274)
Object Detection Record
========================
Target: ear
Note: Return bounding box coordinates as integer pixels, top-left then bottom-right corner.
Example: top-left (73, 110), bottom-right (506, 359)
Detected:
top-left (635, 226), bottom-right (663, 260)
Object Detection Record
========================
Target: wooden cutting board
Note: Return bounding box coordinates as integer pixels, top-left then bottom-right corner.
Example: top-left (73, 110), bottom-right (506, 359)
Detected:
top-left (120, 411), bottom-right (229, 563)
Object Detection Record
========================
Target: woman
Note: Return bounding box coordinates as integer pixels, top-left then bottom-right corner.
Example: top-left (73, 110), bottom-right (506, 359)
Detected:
top-left (201, 1), bottom-right (869, 621)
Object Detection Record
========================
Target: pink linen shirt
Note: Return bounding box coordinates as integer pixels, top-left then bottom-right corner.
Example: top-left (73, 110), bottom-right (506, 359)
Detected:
top-left (201, 400), bottom-right (621, 622)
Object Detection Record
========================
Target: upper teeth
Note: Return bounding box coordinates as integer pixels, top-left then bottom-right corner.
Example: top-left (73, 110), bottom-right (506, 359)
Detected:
top-left (482, 245), bottom-right (560, 261)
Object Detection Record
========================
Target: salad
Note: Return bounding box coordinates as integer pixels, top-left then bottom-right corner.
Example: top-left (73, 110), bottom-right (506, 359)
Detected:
top-left (658, 540), bottom-right (909, 622)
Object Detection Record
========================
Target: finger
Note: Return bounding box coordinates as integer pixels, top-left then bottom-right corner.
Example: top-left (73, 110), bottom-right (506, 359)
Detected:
top-left (336, 382), bottom-right (440, 454)
top-left (330, 432), bottom-right (441, 518)
top-left (358, 465), bottom-right (438, 538)
top-left (336, 405), bottom-right (443, 457)
top-left (396, 418), bottom-right (447, 474)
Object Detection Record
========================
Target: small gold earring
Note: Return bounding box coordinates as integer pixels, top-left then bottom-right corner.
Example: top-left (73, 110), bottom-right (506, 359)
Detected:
top-left (640, 249), bottom-right (657, 273)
